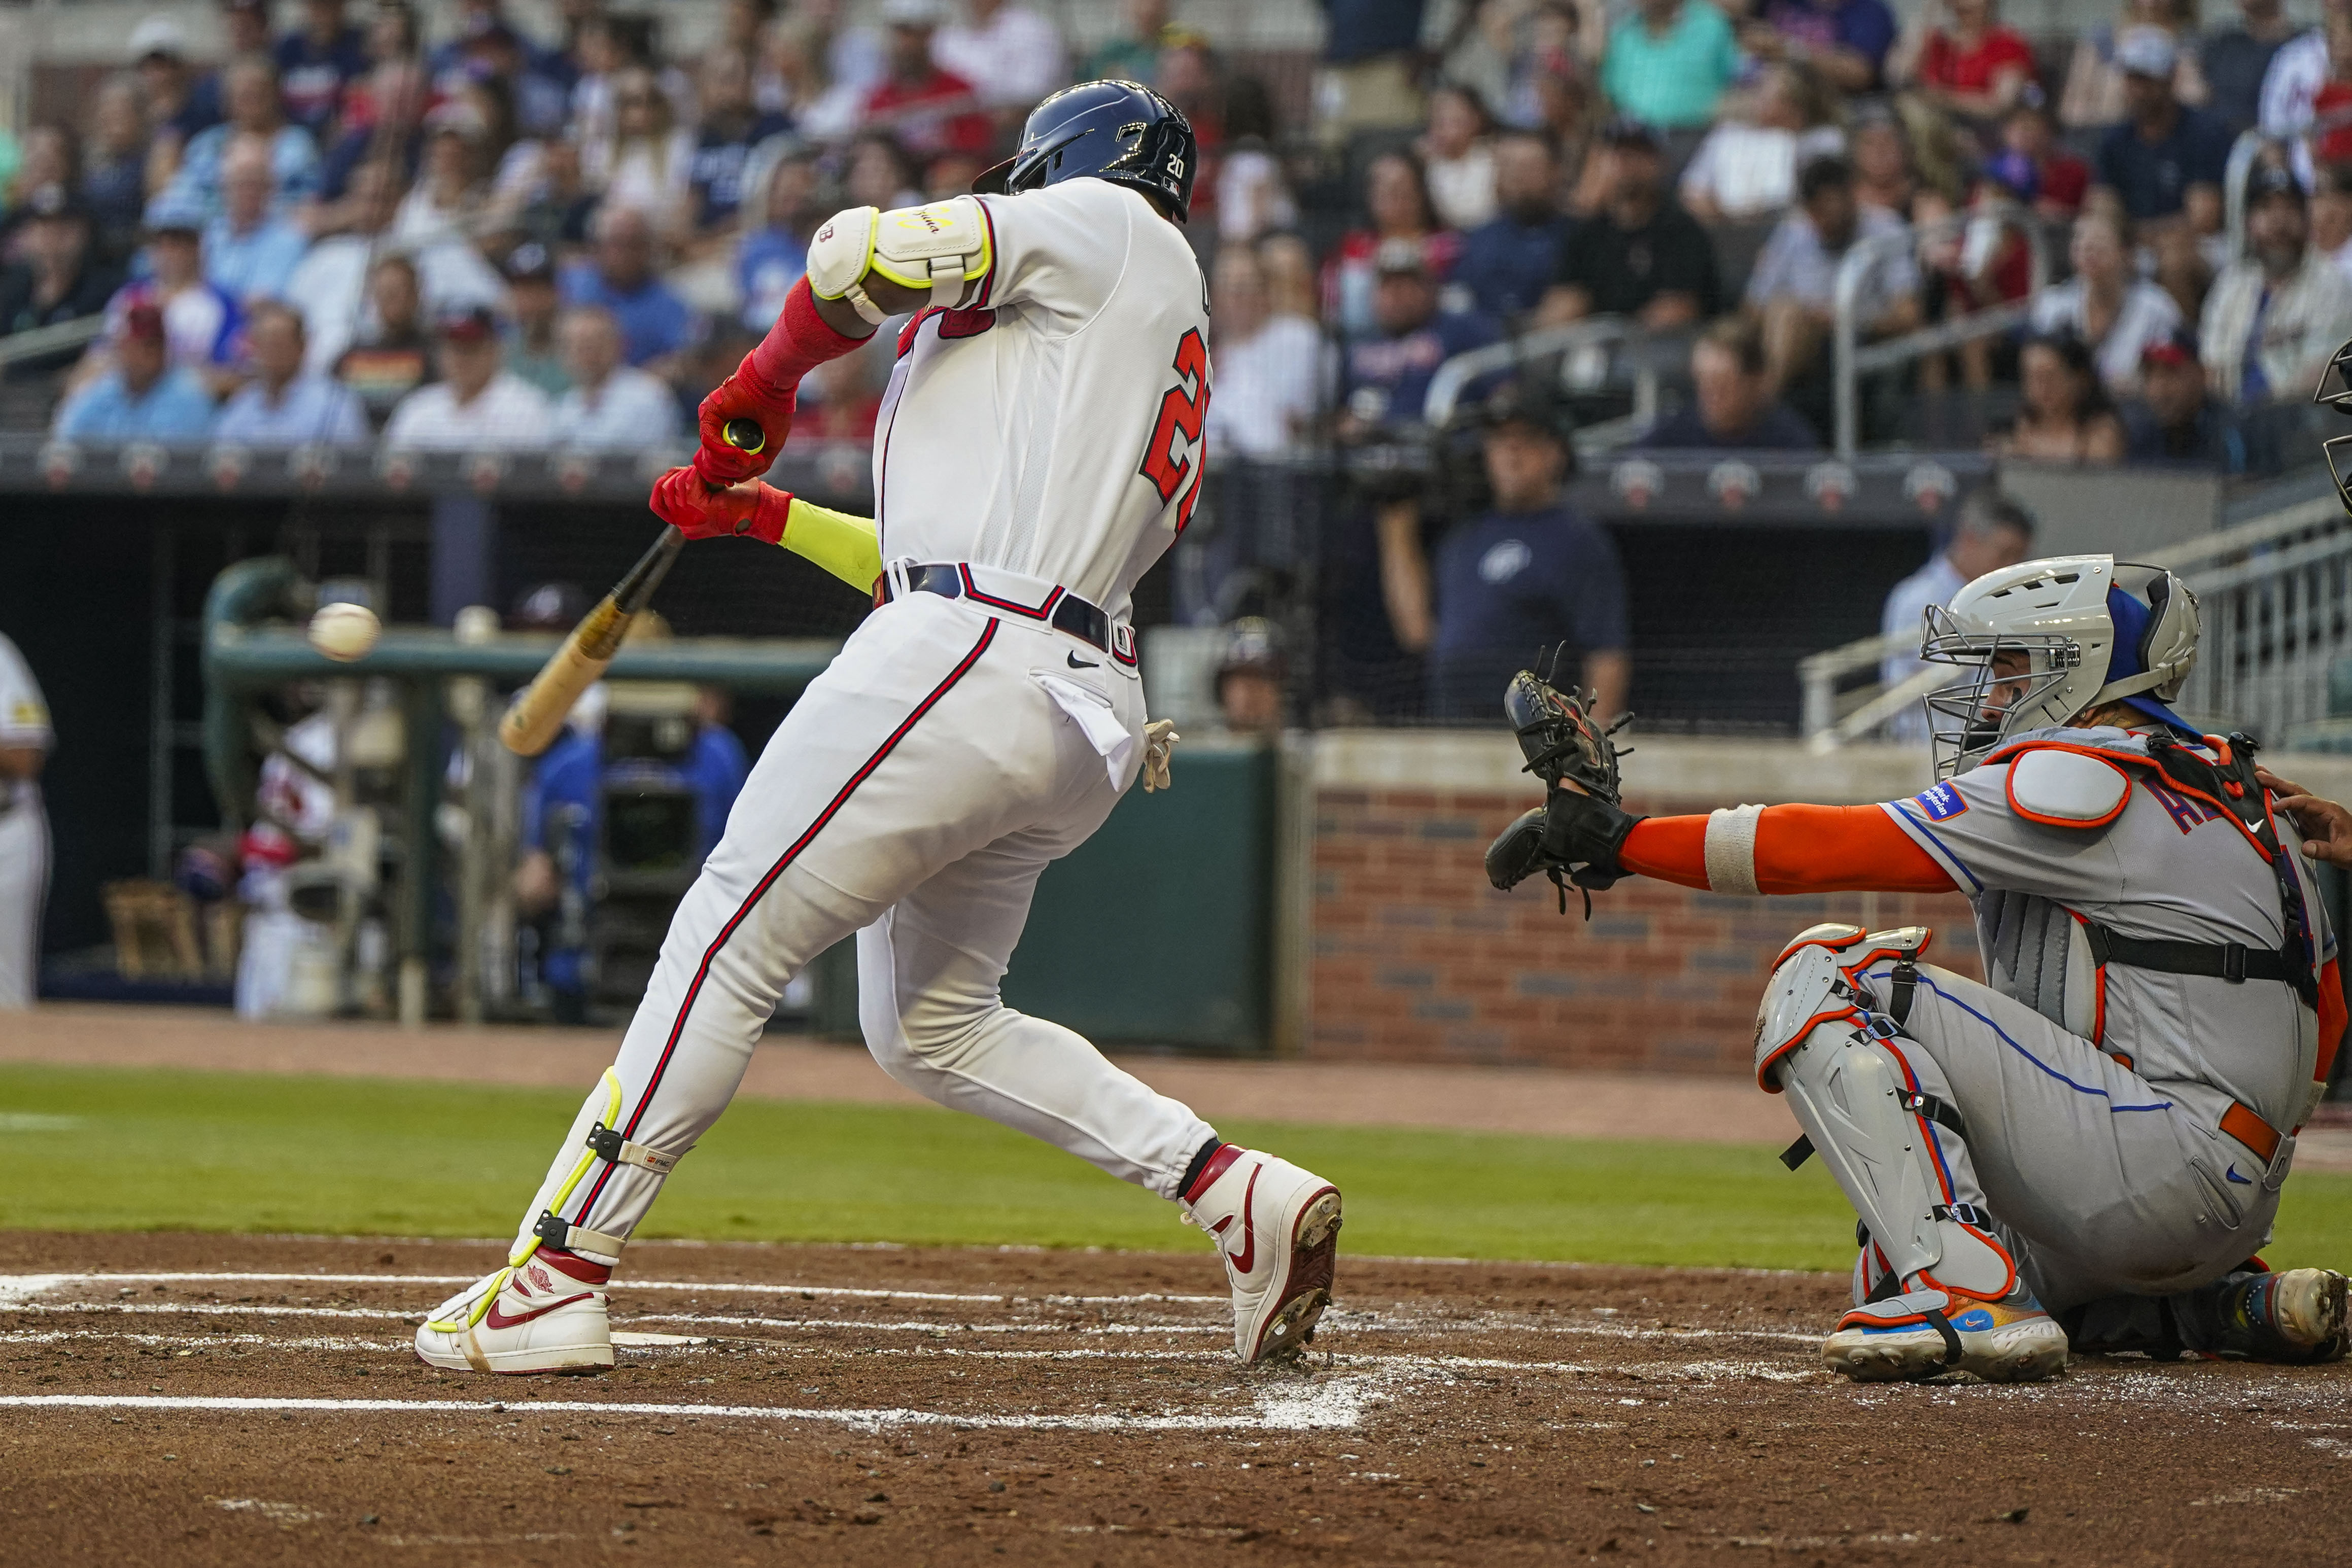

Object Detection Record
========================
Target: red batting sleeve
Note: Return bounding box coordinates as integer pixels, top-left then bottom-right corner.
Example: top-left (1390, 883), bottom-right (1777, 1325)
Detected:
top-left (748, 276), bottom-right (868, 393)
top-left (1620, 805), bottom-right (1958, 895)
top-left (2316, 958), bottom-right (2346, 1093)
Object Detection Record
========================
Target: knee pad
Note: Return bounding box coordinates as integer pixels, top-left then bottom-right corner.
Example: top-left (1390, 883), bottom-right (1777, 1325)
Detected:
top-left (1754, 934), bottom-right (1872, 1092)
top-left (1756, 924), bottom-right (1936, 1091)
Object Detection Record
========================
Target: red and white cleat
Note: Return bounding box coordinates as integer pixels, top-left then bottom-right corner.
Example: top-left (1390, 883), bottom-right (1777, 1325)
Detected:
top-left (1182, 1146), bottom-right (1342, 1364)
top-left (413, 1247), bottom-right (614, 1374)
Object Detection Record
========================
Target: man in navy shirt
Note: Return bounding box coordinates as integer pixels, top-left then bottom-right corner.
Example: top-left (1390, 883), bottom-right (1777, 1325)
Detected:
top-left (1454, 129), bottom-right (1575, 324)
top-left (1337, 238), bottom-right (1500, 437)
top-left (686, 53), bottom-right (793, 238)
top-left (1380, 379), bottom-right (1632, 723)
top-left (559, 205), bottom-right (697, 372)
top-left (1318, 0), bottom-right (1430, 145)
top-left (1744, 0), bottom-right (1898, 93)
top-left (1638, 316), bottom-right (1822, 448)
top-left (274, 0), bottom-right (369, 136)
top-left (2094, 28), bottom-right (2232, 233)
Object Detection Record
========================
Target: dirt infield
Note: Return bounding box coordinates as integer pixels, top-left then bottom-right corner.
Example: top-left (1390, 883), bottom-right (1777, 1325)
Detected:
top-left (3, 1233), bottom-right (2346, 1565)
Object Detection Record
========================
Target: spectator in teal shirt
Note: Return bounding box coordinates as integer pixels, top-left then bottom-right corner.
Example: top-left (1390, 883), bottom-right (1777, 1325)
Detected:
top-left (1602, 0), bottom-right (1742, 130)
top-left (53, 303), bottom-right (216, 440)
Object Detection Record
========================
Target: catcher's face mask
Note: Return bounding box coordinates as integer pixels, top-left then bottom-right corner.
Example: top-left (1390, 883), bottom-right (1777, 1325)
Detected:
top-left (1920, 607), bottom-right (2084, 778)
top-left (2319, 336), bottom-right (2352, 515)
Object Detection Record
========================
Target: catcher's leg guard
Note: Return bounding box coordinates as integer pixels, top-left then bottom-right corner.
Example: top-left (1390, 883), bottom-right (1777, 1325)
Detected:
top-left (1758, 940), bottom-right (2064, 1383)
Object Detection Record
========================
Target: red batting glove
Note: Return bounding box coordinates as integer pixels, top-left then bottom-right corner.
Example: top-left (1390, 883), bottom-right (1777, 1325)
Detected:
top-left (691, 352), bottom-right (795, 488)
top-left (649, 467), bottom-right (792, 545)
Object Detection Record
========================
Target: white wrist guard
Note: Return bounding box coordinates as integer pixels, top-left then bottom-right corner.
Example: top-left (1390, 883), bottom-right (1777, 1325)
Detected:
top-left (1703, 804), bottom-right (1764, 896)
top-left (806, 197), bottom-right (993, 323)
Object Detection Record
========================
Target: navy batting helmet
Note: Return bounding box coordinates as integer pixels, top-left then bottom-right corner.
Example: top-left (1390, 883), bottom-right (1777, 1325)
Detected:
top-left (973, 80), bottom-right (1198, 222)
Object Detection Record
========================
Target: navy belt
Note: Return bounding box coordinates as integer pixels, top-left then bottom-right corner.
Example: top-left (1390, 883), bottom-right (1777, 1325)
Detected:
top-left (876, 562), bottom-right (1114, 653)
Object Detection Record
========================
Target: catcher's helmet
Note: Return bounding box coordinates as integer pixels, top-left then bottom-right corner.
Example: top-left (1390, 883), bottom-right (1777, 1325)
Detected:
top-left (1918, 554), bottom-right (2200, 778)
top-left (973, 80), bottom-right (1197, 222)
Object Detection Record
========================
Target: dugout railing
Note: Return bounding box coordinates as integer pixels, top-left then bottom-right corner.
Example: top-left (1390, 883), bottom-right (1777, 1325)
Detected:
top-left (1798, 466), bottom-right (2352, 751)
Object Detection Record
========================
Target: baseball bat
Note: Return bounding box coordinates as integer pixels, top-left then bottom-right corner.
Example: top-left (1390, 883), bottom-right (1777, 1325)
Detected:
top-left (499, 527), bottom-right (685, 756)
top-left (497, 418), bottom-right (766, 756)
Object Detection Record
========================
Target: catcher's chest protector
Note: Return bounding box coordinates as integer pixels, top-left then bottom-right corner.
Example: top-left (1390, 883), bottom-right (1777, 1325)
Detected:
top-left (1884, 727), bottom-right (2332, 1131)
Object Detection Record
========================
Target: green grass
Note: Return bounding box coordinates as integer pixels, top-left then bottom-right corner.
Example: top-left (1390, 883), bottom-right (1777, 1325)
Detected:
top-left (2, 1063), bottom-right (2347, 1274)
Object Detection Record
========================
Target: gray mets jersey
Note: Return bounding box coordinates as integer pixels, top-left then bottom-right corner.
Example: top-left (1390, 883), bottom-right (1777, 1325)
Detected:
top-left (1882, 724), bottom-right (2336, 1140)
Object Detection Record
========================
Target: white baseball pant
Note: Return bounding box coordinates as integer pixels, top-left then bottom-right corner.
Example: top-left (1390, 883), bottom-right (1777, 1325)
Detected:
top-left (511, 588), bottom-right (1216, 1259)
top-left (0, 788), bottom-right (48, 1009)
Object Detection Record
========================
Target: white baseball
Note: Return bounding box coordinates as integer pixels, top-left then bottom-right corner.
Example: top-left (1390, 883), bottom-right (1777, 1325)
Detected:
top-left (309, 602), bottom-right (382, 663)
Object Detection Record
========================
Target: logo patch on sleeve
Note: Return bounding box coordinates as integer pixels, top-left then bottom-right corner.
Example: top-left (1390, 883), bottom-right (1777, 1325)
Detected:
top-left (1914, 781), bottom-right (1968, 821)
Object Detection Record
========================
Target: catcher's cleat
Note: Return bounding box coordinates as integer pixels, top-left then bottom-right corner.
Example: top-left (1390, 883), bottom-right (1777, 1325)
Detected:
top-left (1182, 1146), bottom-right (1342, 1365)
top-left (1821, 1285), bottom-right (2068, 1383)
top-left (2201, 1267), bottom-right (2349, 1363)
top-left (414, 1247), bottom-right (614, 1375)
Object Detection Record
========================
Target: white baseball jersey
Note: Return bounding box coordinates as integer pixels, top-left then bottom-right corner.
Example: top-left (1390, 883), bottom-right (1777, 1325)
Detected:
top-left (0, 634), bottom-right (49, 749)
top-left (501, 176), bottom-right (1240, 1281)
top-left (0, 631), bottom-right (52, 1009)
top-left (871, 177), bottom-right (1212, 618)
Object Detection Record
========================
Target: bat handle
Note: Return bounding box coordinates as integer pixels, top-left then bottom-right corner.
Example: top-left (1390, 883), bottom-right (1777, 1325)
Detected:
top-left (721, 417), bottom-right (766, 456)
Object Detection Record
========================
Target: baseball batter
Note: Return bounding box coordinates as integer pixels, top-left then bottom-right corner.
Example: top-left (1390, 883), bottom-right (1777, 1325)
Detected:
top-left (0, 630), bottom-right (52, 1010)
top-left (417, 83), bottom-right (1343, 1374)
top-left (1492, 554), bottom-right (2347, 1379)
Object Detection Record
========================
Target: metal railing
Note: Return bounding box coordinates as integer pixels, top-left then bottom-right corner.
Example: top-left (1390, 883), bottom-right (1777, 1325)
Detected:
top-left (1800, 484), bottom-right (2352, 747)
top-left (0, 315), bottom-right (101, 368)
top-left (1423, 318), bottom-right (1662, 454)
top-left (2223, 127), bottom-right (2266, 269)
top-left (2174, 504), bottom-right (2352, 740)
top-left (1832, 204), bottom-right (2054, 460)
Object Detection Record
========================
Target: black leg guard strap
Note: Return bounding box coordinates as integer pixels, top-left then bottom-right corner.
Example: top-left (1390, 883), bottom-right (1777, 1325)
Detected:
top-left (1900, 1091), bottom-right (1967, 1141)
top-left (585, 1122), bottom-right (680, 1175)
top-left (1919, 1307), bottom-right (1964, 1374)
top-left (534, 1210), bottom-right (626, 1258)
top-left (1888, 955), bottom-right (1920, 1026)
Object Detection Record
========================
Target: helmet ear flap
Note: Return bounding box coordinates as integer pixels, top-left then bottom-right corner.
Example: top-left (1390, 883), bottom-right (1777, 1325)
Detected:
top-left (2140, 572), bottom-right (2169, 675)
top-left (2138, 571), bottom-right (2200, 700)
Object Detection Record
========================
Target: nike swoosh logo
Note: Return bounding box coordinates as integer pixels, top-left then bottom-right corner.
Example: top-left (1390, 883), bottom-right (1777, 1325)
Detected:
top-left (483, 1292), bottom-right (593, 1331)
top-left (1066, 651), bottom-right (1100, 669)
top-left (2226, 1165), bottom-right (2253, 1185)
top-left (1229, 1165), bottom-right (1262, 1275)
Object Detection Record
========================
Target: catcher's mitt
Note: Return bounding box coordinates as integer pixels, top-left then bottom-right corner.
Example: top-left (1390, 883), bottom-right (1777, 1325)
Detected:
top-left (1484, 660), bottom-right (1642, 916)
top-left (1505, 665), bottom-right (1626, 802)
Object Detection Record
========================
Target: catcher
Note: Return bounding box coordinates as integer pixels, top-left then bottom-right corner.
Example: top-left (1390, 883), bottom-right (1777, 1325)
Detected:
top-left (1491, 553), bottom-right (2349, 1381)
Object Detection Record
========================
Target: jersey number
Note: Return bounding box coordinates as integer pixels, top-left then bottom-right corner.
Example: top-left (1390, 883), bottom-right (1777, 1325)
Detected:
top-left (1137, 328), bottom-right (1211, 533)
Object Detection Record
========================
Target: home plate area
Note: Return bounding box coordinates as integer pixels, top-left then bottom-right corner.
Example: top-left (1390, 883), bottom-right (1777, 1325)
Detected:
top-left (1, 1235), bottom-right (2345, 1564)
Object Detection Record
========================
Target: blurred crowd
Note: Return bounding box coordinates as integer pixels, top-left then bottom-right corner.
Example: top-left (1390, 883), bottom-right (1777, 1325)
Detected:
top-left (7, 0), bottom-right (2352, 726)
top-left (1, 0), bottom-right (2347, 465)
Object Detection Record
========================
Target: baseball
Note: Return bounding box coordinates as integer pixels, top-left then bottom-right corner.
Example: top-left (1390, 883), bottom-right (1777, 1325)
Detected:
top-left (308, 602), bottom-right (381, 663)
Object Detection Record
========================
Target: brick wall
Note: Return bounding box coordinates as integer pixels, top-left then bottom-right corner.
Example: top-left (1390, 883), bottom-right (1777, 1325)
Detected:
top-left (1302, 737), bottom-right (1985, 1075)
